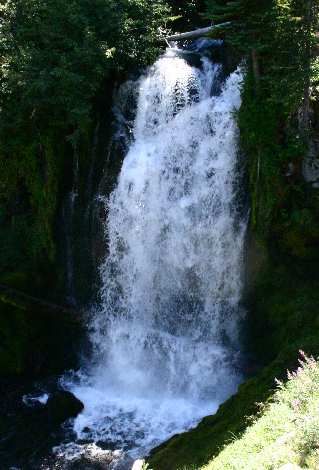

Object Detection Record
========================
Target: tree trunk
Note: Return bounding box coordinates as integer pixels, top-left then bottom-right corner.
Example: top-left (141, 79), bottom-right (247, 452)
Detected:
top-left (163, 23), bottom-right (231, 43)
top-left (251, 48), bottom-right (260, 89)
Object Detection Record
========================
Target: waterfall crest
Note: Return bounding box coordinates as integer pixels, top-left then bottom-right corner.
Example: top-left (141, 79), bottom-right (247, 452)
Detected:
top-left (69, 47), bottom-right (246, 457)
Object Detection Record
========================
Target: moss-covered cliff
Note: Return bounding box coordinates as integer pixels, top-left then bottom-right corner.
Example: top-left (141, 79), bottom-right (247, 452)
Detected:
top-left (0, 0), bottom-right (172, 297)
top-left (0, 285), bottom-right (83, 377)
top-left (0, 0), bottom-right (175, 377)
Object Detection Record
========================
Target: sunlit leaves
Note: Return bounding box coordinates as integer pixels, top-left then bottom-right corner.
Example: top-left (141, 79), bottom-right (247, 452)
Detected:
top-left (0, 0), bottom-right (171, 135)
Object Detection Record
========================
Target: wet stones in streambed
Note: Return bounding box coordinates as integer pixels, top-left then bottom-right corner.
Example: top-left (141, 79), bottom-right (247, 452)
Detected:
top-left (21, 390), bottom-right (84, 425)
top-left (0, 386), bottom-right (84, 468)
top-left (48, 443), bottom-right (133, 469)
top-left (46, 390), bottom-right (84, 425)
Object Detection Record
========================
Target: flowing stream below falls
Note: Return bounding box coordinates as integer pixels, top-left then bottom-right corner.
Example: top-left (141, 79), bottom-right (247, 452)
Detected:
top-left (53, 43), bottom-right (246, 468)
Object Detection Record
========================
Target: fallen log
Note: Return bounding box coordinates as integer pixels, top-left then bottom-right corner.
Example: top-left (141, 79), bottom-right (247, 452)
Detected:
top-left (163, 23), bottom-right (231, 43)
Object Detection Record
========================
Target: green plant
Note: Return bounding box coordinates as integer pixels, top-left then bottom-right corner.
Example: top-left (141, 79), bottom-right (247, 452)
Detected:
top-left (0, 0), bottom-right (172, 288)
top-left (205, 0), bottom-right (319, 240)
top-left (203, 353), bottom-right (319, 469)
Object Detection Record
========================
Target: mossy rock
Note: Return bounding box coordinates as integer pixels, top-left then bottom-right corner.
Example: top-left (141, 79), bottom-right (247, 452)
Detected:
top-left (246, 262), bottom-right (319, 364)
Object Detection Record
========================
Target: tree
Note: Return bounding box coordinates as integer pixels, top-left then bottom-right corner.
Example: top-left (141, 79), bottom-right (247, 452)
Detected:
top-left (205, 0), bottom-right (319, 235)
top-left (0, 0), bottom-right (172, 283)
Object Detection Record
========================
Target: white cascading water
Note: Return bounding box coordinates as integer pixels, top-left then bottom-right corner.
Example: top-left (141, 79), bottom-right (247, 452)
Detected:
top-left (68, 47), bottom-right (245, 459)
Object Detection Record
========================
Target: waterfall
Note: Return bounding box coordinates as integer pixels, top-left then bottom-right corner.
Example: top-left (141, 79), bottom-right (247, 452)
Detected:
top-left (67, 46), bottom-right (246, 460)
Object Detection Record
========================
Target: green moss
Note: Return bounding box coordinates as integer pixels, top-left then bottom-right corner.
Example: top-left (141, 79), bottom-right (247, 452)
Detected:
top-left (0, 133), bottom-right (60, 291)
top-left (246, 263), bottom-right (319, 363)
top-left (238, 69), bottom-right (307, 240)
top-left (0, 125), bottom-right (92, 298)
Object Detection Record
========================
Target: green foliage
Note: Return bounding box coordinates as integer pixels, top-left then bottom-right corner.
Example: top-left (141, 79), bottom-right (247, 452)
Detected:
top-left (0, 0), bottom-right (171, 132)
top-left (0, 0), bottom-right (171, 287)
top-left (167, 0), bottom-right (206, 28)
top-left (203, 353), bottom-right (319, 469)
top-left (205, 0), bottom-right (271, 51)
top-left (206, 0), bottom-right (319, 240)
top-left (238, 68), bottom-right (306, 235)
top-left (247, 262), bottom-right (319, 364)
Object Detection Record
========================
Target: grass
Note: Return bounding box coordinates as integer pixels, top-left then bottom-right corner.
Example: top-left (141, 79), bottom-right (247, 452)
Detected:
top-left (202, 352), bottom-right (319, 470)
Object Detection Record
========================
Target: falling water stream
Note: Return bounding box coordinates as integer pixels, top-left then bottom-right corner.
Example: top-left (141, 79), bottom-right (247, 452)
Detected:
top-left (58, 45), bottom-right (246, 467)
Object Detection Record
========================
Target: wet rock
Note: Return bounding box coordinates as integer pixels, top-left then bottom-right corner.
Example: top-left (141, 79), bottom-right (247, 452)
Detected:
top-left (0, 287), bottom-right (84, 378)
top-left (38, 443), bottom-right (136, 469)
top-left (0, 380), bottom-right (82, 468)
top-left (46, 391), bottom-right (84, 425)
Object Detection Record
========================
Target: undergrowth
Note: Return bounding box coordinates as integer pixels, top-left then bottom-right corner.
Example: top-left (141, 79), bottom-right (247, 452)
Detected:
top-left (203, 352), bottom-right (319, 470)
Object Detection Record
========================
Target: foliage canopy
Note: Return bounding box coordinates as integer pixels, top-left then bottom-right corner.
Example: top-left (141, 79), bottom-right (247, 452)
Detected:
top-left (0, 0), bottom-right (171, 283)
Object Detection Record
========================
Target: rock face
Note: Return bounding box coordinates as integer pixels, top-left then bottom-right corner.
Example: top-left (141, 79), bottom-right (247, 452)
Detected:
top-left (0, 286), bottom-right (84, 377)
top-left (302, 139), bottom-right (319, 187)
top-left (0, 384), bottom-right (84, 468)
top-left (46, 391), bottom-right (84, 425)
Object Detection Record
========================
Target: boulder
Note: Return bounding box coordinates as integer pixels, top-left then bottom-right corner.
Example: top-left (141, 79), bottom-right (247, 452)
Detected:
top-left (46, 391), bottom-right (84, 425)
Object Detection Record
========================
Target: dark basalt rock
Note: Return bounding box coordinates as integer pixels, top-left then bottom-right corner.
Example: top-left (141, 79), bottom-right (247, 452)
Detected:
top-left (46, 390), bottom-right (84, 425)
top-left (0, 381), bottom-right (84, 468)
top-left (0, 285), bottom-right (84, 378)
